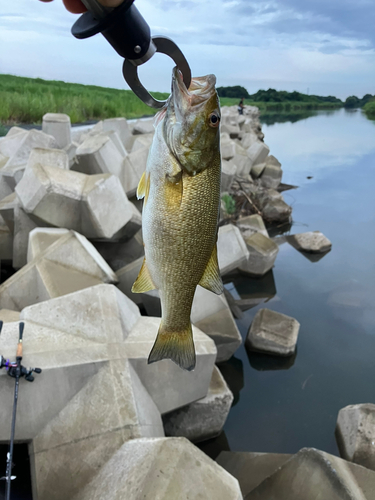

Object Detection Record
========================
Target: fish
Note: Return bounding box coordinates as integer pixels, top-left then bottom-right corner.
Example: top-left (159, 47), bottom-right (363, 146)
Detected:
top-left (132, 67), bottom-right (223, 371)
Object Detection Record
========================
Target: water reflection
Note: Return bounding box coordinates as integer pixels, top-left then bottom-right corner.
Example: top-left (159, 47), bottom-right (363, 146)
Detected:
top-left (197, 431), bottom-right (231, 460)
top-left (217, 357), bottom-right (244, 406)
top-left (247, 348), bottom-right (297, 371)
top-left (224, 270), bottom-right (277, 313)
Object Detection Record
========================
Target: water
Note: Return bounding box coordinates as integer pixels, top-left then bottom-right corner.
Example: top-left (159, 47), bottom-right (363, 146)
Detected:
top-left (201, 108), bottom-right (375, 459)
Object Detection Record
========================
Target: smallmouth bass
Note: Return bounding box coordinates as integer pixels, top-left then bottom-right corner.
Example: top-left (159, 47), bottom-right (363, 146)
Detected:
top-left (132, 67), bottom-right (223, 371)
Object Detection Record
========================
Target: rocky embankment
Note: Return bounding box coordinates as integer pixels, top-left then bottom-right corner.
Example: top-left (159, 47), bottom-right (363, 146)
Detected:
top-left (0, 109), bottom-right (371, 500)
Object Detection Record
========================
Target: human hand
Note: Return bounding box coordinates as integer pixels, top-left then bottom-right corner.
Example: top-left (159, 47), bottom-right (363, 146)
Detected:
top-left (38, 0), bottom-right (123, 14)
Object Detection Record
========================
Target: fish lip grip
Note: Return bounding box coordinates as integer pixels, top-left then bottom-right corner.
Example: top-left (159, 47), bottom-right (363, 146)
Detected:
top-left (71, 0), bottom-right (191, 109)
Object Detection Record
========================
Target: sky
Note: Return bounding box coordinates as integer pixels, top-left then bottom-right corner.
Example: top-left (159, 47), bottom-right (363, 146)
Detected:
top-left (0, 0), bottom-right (374, 99)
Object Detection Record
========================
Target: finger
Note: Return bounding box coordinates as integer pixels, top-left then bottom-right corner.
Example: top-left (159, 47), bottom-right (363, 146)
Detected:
top-left (62, 0), bottom-right (87, 13)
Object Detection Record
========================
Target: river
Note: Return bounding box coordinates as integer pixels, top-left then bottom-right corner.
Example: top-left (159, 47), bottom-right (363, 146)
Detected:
top-left (200, 107), bottom-right (375, 459)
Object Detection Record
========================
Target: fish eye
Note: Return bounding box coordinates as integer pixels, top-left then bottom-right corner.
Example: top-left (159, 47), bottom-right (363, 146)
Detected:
top-left (209, 112), bottom-right (220, 128)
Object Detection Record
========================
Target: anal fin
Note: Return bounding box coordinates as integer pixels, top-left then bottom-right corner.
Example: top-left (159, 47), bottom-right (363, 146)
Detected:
top-left (131, 258), bottom-right (156, 293)
top-left (199, 244), bottom-right (224, 295)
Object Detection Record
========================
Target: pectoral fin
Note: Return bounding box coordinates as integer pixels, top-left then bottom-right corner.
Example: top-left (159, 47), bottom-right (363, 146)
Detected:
top-left (136, 172), bottom-right (150, 205)
top-left (131, 258), bottom-right (156, 293)
top-left (198, 245), bottom-right (224, 294)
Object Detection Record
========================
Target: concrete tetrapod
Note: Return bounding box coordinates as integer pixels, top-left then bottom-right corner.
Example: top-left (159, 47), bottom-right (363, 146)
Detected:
top-left (336, 404), bottom-right (375, 471)
top-left (217, 449), bottom-right (375, 500)
top-left (244, 448), bottom-right (371, 500)
top-left (239, 233), bottom-right (279, 277)
top-left (0, 229), bottom-right (118, 310)
top-left (246, 308), bottom-right (300, 356)
top-left (0, 284), bottom-right (217, 500)
top-left (217, 224), bottom-right (249, 275)
top-left (74, 437), bottom-right (242, 500)
top-left (163, 366), bottom-right (234, 442)
top-left (15, 163), bottom-right (141, 240)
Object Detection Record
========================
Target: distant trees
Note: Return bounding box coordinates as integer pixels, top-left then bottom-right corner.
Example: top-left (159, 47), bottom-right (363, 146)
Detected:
top-left (218, 86), bottom-right (342, 104)
top-left (217, 86), bottom-right (250, 98)
top-left (344, 94), bottom-right (374, 108)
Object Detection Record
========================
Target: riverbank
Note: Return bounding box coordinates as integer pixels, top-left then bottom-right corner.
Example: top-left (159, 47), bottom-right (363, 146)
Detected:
top-left (0, 74), bottom-right (342, 132)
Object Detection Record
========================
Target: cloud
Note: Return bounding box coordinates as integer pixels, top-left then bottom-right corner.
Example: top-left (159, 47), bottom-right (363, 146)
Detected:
top-left (0, 0), bottom-right (374, 99)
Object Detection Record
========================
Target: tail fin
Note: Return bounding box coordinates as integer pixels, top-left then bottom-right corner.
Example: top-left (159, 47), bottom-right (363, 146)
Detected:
top-left (148, 322), bottom-right (196, 371)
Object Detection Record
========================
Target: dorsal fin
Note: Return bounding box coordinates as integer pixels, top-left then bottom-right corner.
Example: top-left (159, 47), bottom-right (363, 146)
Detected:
top-left (198, 244), bottom-right (223, 294)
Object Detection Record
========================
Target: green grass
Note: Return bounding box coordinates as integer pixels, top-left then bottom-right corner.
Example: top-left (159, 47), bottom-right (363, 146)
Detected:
top-left (0, 74), bottom-right (343, 127)
top-left (363, 101), bottom-right (375, 119)
top-left (0, 74), bottom-right (169, 125)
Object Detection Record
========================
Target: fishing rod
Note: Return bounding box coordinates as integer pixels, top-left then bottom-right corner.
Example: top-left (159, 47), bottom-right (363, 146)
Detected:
top-left (0, 321), bottom-right (42, 500)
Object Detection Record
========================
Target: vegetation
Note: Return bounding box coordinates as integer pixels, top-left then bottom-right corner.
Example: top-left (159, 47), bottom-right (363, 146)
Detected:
top-left (344, 94), bottom-right (374, 108)
top-left (363, 100), bottom-right (375, 119)
top-left (221, 194), bottom-right (236, 215)
top-left (0, 74), bottom-right (169, 125)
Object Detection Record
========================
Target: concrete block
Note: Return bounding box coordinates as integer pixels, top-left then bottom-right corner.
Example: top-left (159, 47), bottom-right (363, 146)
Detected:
top-left (63, 141), bottom-right (78, 168)
top-left (241, 132), bottom-right (258, 150)
top-left (42, 113), bottom-right (71, 148)
top-left (0, 192), bottom-right (18, 231)
top-left (16, 164), bottom-right (141, 240)
top-left (98, 129), bottom-right (128, 157)
top-left (93, 230), bottom-right (144, 271)
top-left (260, 164), bottom-right (283, 189)
top-left (221, 123), bottom-right (241, 139)
top-left (247, 142), bottom-right (270, 167)
top-left (221, 136), bottom-right (236, 160)
top-left (121, 155), bottom-right (142, 197)
top-left (239, 233), bottom-right (279, 276)
top-left (236, 214), bottom-right (269, 238)
top-left (217, 224), bottom-right (249, 275)
top-left (0, 309), bottom-right (20, 322)
top-left (163, 366), bottom-right (234, 442)
top-left (221, 159), bottom-right (237, 192)
top-left (28, 147), bottom-right (69, 170)
top-left (131, 133), bottom-right (154, 152)
top-left (116, 256), bottom-right (144, 305)
top-left (245, 448), bottom-right (370, 500)
top-left (0, 217), bottom-right (13, 261)
top-left (217, 451), bottom-right (291, 498)
top-left (76, 438), bottom-right (242, 500)
top-left (266, 155), bottom-right (281, 168)
top-left (12, 205), bottom-right (39, 269)
top-left (336, 404), bottom-right (375, 471)
top-left (287, 231), bottom-right (332, 254)
top-left (132, 118), bottom-right (155, 135)
top-left (246, 308), bottom-right (300, 356)
top-left (0, 230), bottom-right (118, 310)
top-left (0, 175), bottom-right (14, 203)
top-left (250, 162), bottom-right (266, 179)
top-left (75, 134), bottom-right (124, 179)
top-left (127, 147), bottom-right (149, 179)
top-left (192, 286), bottom-right (242, 363)
top-left (233, 143), bottom-right (253, 177)
top-left (0, 129), bottom-right (28, 158)
top-left (100, 117), bottom-right (132, 151)
top-left (256, 190), bottom-right (292, 223)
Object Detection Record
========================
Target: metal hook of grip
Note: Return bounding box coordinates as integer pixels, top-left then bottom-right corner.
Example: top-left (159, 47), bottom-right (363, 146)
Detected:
top-left (123, 36), bottom-right (191, 109)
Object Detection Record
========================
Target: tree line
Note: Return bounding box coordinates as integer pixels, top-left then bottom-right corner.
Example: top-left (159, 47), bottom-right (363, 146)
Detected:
top-left (217, 86), bottom-right (375, 109)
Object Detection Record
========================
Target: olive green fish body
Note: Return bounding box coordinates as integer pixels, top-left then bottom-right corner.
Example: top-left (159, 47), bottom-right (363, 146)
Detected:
top-left (133, 69), bottom-right (223, 371)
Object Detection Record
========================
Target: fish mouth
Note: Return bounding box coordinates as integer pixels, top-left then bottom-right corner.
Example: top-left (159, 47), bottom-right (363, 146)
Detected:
top-left (171, 67), bottom-right (216, 108)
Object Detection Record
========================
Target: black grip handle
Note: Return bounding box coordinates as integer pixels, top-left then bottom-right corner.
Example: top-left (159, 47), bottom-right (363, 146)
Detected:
top-left (34, 368), bottom-right (42, 374)
top-left (19, 322), bottom-right (24, 341)
top-left (0, 320), bottom-right (3, 334)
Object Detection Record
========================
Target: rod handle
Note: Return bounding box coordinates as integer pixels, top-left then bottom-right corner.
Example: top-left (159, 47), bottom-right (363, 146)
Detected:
top-left (0, 320), bottom-right (3, 334)
top-left (16, 322), bottom-right (24, 358)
